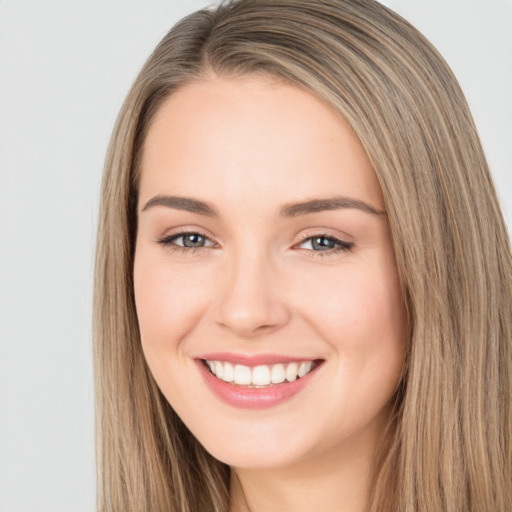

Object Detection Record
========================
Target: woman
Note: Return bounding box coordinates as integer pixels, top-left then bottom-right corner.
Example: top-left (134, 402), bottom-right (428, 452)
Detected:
top-left (94, 0), bottom-right (512, 510)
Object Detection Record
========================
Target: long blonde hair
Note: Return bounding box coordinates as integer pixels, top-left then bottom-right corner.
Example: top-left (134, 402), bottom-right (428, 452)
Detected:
top-left (94, 1), bottom-right (512, 510)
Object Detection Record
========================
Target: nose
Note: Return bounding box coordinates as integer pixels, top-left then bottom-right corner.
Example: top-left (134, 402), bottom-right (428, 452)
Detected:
top-left (213, 249), bottom-right (291, 338)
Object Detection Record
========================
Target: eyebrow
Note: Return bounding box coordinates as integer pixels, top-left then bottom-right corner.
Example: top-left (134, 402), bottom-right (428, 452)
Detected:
top-left (141, 194), bottom-right (385, 217)
top-left (280, 196), bottom-right (386, 217)
top-left (142, 195), bottom-right (219, 216)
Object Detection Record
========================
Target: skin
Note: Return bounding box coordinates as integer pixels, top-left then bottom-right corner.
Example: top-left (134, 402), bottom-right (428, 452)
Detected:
top-left (134, 75), bottom-right (406, 512)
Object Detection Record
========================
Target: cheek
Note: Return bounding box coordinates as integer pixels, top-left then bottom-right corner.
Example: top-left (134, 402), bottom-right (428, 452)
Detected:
top-left (293, 257), bottom-right (406, 416)
top-left (133, 250), bottom-right (209, 358)
top-left (133, 251), bottom-right (215, 416)
top-left (296, 261), bottom-right (404, 348)
top-left (296, 262), bottom-right (405, 428)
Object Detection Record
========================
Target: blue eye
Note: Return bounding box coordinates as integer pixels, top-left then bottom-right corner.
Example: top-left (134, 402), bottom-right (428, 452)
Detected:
top-left (156, 232), bottom-right (352, 256)
top-left (298, 235), bottom-right (353, 253)
top-left (174, 233), bottom-right (211, 248)
top-left (157, 232), bottom-right (215, 251)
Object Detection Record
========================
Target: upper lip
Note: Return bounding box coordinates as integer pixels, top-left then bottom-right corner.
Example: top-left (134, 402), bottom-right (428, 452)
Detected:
top-left (196, 352), bottom-right (323, 366)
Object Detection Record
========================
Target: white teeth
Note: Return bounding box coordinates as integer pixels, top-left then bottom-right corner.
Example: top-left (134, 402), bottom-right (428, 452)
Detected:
top-left (271, 363), bottom-right (285, 384)
top-left (285, 362), bottom-right (298, 382)
top-left (214, 361), bottom-right (224, 380)
top-left (252, 365), bottom-right (271, 386)
top-left (298, 361), bottom-right (313, 377)
top-left (234, 364), bottom-right (252, 385)
top-left (222, 362), bottom-right (234, 382)
top-left (205, 359), bottom-right (318, 386)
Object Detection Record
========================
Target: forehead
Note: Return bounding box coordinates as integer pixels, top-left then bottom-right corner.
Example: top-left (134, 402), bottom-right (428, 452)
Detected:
top-left (139, 75), bottom-right (383, 212)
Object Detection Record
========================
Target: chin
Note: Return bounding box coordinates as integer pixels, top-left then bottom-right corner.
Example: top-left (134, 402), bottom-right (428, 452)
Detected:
top-left (207, 443), bottom-right (306, 470)
top-left (193, 420), bottom-right (311, 469)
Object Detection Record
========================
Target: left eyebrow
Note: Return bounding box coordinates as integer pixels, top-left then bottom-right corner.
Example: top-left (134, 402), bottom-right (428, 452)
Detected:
top-left (280, 196), bottom-right (386, 217)
top-left (141, 195), bottom-right (219, 216)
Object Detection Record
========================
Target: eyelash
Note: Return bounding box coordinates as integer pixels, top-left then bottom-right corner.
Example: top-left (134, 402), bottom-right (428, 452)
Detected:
top-left (156, 231), bottom-right (354, 257)
top-left (295, 234), bottom-right (354, 257)
top-left (156, 230), bottom-right (214, 255)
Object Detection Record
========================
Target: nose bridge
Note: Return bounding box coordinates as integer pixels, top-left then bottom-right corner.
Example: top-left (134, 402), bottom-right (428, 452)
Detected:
top-left (214, 242), bottom-right (289, 336)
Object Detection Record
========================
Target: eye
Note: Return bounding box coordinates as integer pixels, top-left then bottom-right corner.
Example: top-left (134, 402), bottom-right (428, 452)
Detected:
top-left (297, 235), bottom-right (353, 254)
top-left (173, 233), bottom-right (212, 248)
top-left (157, 231), bottom-right (215, 251)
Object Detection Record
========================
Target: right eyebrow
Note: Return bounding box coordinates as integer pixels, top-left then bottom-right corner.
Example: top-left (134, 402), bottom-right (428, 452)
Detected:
top-left (280, 196), bottom-right (386, 217)
top-left (141, 195), bottom-right (219, 217)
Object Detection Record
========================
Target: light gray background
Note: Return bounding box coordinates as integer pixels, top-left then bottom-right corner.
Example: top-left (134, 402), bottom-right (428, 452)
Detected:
top-left (0, 1), bottom-right (510, 511)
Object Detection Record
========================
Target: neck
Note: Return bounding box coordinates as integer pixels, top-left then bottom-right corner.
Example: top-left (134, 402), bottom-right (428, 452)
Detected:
top-left (228, 433), bottom-right (379, 512)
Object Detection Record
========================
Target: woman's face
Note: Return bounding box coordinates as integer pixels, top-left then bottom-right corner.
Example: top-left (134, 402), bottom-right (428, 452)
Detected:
top-left (134, 75), bottom-right (406, 470)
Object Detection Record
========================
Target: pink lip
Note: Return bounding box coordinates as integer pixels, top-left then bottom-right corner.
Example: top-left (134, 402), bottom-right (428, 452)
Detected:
top-left (195, 357), bottom-right (323, 410)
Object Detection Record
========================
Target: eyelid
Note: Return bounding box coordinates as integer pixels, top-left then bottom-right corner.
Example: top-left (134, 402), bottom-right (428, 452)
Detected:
top-left (156, 225), bottom-right (215, 242)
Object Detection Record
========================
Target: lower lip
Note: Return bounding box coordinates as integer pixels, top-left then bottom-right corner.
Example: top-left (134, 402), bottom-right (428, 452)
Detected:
top-left (196, 360), bottom-right (322, 409)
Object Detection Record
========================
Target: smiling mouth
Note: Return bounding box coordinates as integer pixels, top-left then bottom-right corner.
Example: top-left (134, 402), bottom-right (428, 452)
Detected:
top-left (202, 359), bottom-right (322, 388)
